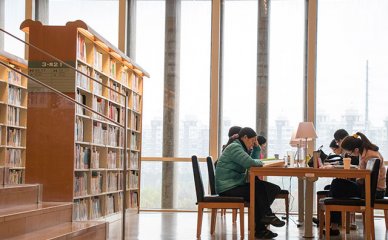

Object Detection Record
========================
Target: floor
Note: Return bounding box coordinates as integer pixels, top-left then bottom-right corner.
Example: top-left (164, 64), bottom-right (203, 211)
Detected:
top-left (108, 211), bottom-right (388, 240)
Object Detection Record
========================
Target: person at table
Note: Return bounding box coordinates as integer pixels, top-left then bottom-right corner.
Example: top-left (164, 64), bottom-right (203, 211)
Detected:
top-left (334, 128), bottom-right (359, 165)
top-left (326, 132), bottom-right (386, 235)
top-left (257, 135), bottom-right (267, 159)
top-left (329, 139), bottom-right (341, 155)
top-left (215, 127), bottom-right (284, 239)
top-left (222, 125), bottom-right (242, 152)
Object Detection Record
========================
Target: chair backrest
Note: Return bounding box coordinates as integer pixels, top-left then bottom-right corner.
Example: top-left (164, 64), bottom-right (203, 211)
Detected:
top-left (206, 156), bottom-right (217, 195)
top-left (191, 155), bottom-right (205, 203)
top-left (366, 158), bottom-right (380, 207)
top-left (385, 167), bottom-right (388, 197)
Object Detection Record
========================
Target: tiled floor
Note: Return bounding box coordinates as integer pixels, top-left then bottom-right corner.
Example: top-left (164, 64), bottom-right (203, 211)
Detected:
top-left (108, 211), bottom-right (388, 239)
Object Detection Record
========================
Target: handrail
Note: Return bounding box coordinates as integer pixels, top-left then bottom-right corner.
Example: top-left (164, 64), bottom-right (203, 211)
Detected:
top-left (0, 27), bottom-right (130, 240)
top-left (0, 61), bottom-right (124, 129)
top-left (0, 28), bottom-right (124, 97)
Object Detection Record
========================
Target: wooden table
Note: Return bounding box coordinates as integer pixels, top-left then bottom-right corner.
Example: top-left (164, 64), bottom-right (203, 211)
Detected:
top-left (249, 167), bottom-right (372, 240)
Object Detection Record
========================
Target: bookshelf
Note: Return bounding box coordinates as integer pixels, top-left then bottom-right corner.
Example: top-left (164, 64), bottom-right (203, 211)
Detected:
top-left (21, 19), bottom-right (149, 220)
top-left (0, 50), bottom-right (28, 185)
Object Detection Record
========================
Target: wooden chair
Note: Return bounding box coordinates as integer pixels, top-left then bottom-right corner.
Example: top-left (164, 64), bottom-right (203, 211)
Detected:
top-left (192, 155), bottom-right (245, 238)
top-left (318, 158), bottom-right (380, 240)
top-left (373, 167), bottom-right (388, 229)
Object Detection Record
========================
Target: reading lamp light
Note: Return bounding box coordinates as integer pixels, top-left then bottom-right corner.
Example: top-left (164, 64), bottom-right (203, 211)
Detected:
top-left (295, 122), bottom-right (317, 165)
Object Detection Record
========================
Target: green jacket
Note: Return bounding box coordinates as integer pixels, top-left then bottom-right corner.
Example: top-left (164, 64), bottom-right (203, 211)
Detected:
top-left (215, 139), bottom-right (264, 194)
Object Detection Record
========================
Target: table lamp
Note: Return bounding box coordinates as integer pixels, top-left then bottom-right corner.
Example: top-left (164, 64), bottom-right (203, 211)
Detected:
top-left (295, 122), bottom-right (317, 164)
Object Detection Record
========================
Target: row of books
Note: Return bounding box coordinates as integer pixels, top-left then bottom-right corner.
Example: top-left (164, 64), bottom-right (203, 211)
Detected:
top-left (128, 171), bottom-right (139, 189)
top-left (132, 93), bottom-right (140, 112)
top-left (7, 106), bottom-right (21, 126)
top-left (130, 132), bottom-right (138, 150)
top-left (7, 68), bottom-right (22, 86)
top-left (107, 150), bottom-right (118, 168)
top-left (91, 148), bottom-right (100, 169)
top-left (7, 128), bottom-right (22, 146)
top-left (75, 117), bottom-right (84, 142)
top-left (106, 194), bottom-right (115, 215)
top-left (73, 198), bottom-right (88, 221)
top-left (108, 103), bottom-right (123, 123)
top-left (6, 149), bottom-right (22, 167)
top-left (131, 113), bottom-right (140, 131)
top-left (109, 81), bottom-right (121, 104)
top-left (75, 145), bottom-right (90, 169)
top-left (93, 123), bottom-right (123, 147)
top-left (90, 197), bottom-right (102, 219)
top-left (107, 172), bottom-right (122, 192)
top-left (77, 34), bottom-right (87, 63)
top-left (93, 72), bottom-right (103, 96)
top-left (93, 96), bottom-right (106, 120)
top-left (90, 171), bottom-right (103, 194)
top-left (76, 64), bottom-right (91, 90)
top-left (8, 169), bottom-right (23, 184)
top-left (129, 152), bottom-right (139, 169)
top-left (132, 75), bottom-right (140, 93)
top-left (94, 50), bottom-right (103, 72)
top-left (130, 191), bottom-right (138, 208)
top-left (8, 86), bottom-right (22, 106)
top-left (76, 91), bottom-right (86, 115)
top-left (74, 172), bottom-right (88, 197)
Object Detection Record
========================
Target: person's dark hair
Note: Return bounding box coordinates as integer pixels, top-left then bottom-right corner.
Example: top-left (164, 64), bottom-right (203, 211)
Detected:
top-left (238, 127), bottom-right (257, 139)
top-left (257, 136), bottom-right (267, 146)
top-left (334, 129), bottom-right (349, 141)
top-left (341, 132), bottom-right (379, 154)
top-left (329, 139), bottom-right (339, 149)
top-left (228, 126), bottom-right (242, 138)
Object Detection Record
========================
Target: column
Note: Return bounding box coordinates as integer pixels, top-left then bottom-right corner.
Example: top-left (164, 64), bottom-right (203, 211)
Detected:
top-left (256, 0), bottom-right (269, 145)
top-left (162, 0), bottom-right (181, 209)
top-left (126, 0), bottom-right (136, 59)
top-left (0, 0), bottom-right (4, 50)
top-left (35, 0), bottom-right (49, 24)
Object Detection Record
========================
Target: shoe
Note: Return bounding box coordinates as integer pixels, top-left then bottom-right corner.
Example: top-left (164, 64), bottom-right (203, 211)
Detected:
top-left (260, 215), bottom-right (286, 227)
top-left (313, 217), bottom-right (319, 227)
top-left (350, 224), bottom-right (358, 230)
top-left (322, 228), bottom-right (340, 236)
top-left (255, 229), bottom-right (278, 239)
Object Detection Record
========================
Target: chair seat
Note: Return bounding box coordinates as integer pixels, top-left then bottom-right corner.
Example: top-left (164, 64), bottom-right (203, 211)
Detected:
top-left (321, 197), bottom-right (365, 206)
top-left (374, 197), bottom-right (388, 204)
top-left (317, 190), bottom-right (329, 196)
top-left (203, 195), bottom-right (245, 203)
top-left (278, 189), bottom-right (289, 195)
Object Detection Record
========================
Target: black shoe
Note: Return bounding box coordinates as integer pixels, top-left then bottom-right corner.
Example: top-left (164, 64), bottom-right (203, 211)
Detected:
top-left (255, 229), bottom-right (278, 239)
top-left (312, 217), bottom-right (319, 226)
top-left (322, 228), bottom-right (340, 236)
top-left (260, 215), bottom-right (286, 227)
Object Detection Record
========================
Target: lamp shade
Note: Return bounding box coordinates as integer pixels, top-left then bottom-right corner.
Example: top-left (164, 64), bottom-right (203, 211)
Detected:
top-left (295, 122), bottom-right (317, 140)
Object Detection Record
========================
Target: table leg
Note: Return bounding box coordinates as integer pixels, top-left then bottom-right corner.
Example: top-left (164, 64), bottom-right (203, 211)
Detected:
top-left (249, 173), bottom-right (255, 240)
top-left (304, 177), bottom-right (317, 238)
top-left (298, 177), bottom-right (305, 223)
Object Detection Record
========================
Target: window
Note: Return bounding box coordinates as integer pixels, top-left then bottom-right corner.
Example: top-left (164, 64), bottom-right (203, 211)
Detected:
top-left (4, 0), bottom-right (25, 58)
top-left (49, 0), bottom-right (119, 47)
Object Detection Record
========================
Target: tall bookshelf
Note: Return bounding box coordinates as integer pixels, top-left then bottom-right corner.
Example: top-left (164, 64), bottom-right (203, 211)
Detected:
top-left (21, 19), bottom-right (149, 220)
top-left (0, 50), bottom-right (28, 185)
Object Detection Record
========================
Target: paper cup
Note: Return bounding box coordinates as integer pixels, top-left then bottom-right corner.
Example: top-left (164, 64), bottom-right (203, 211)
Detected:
top-left (343, 157), bottom-right (351, 169)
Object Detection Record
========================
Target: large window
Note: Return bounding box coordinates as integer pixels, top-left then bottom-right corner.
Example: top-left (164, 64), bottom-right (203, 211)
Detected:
top-left (316, 0), bottom-right (388, 157)
top-left (267, 0), bottom-right (305, 213)
top-left (4, 0), bottom-right (25, 58)
top-left (221, 0), bottom-right (258, 145)
top-left (49, 0), bottom-right (119, 46)
top-left (136, 0), bottom-right (165, 209)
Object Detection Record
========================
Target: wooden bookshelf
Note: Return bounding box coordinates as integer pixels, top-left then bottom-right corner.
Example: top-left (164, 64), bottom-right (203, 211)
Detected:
top-left (21, 19), bottom-right (149, 220)
top-left (0, 50), bottom-right (28, 185)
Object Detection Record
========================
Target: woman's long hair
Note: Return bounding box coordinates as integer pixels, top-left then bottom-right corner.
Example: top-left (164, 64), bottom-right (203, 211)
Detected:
top-left (341, 132), bottom-right (379, 154)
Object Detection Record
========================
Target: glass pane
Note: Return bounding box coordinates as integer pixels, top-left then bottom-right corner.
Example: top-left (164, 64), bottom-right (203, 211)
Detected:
top-left (221, 0), bottom-right (258, 144)
top-left (316, 0), bottom-right (388, 158)
top-left (136, 0), bottom-right (165, 157)
top-left (178, 0), bottom-right (211, 157)
top-left (140, 161), bottom-right (162, 209)
top-left (49, 0), bottom-right (119, 47)
top-left (4, 0), bottom-right (25, 58)
top-left (268, 0), bottom-right (304, 158)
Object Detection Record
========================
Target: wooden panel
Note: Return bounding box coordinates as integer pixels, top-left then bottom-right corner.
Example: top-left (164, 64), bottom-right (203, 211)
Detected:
top-left (26, 92), bottom-right (75, 201)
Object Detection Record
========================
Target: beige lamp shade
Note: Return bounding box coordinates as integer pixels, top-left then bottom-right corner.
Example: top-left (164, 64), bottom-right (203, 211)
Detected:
top-left (295, 122), bottom-right (318, 140)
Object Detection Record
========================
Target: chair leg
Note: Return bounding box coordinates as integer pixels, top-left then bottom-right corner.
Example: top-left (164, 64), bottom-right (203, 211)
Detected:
top-left (346, 212), bottom-right (350, 234)
top-left (384, 210), bottom-right (388, 230)
top-left (197, 205), bottom-right (204, 238)
top-left (285, 195), bottom-right (289, 219)
top-left (239, 207), bottom-right (245, 239)
top-left (210, 208), bottom-right (217, 235)
top-left (233, 209), bottom-right (238, 223)
top-left (371, 211), bottom-right (375, 240)
top-left (325, 209), bottom-right (331, 240)
top-left (318, 206), bottom-right (324, 239)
